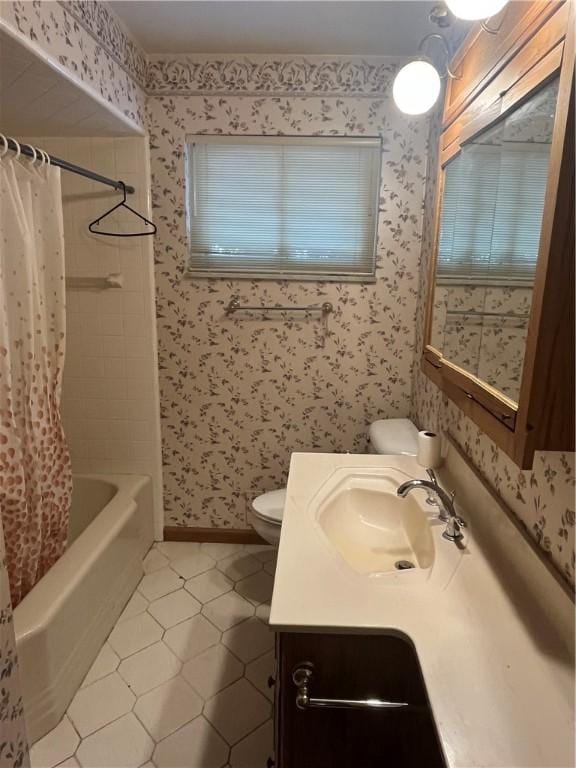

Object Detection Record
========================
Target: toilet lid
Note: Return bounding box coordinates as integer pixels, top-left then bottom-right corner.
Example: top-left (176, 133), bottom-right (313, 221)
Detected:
top-left (252, 489), bottom-right (286, 523)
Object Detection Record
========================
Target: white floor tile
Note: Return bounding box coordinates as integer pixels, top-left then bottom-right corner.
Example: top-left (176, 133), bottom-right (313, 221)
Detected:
top-left (170, 552), bottom-right (215, 579)
top-left (118, 591), bottom-right (149, 623)
top-left (147, 589), bottom-right (201, 629)
top-left (202, 591), bottom-right (254, 631)
top-left (256, 603), bottom-right (271, 623)
top-left (138, 567), bottom-right (184, 601)
top-left (185, 569), bottom-right (233, 604)
top-left (234, 571), bottom-right (274, 606)
top-left (245, 651), bottom-right (276, 702)
top-left (108, 612), bottom-right (163, 659)
top-left (164, 614), bottom-right (221, 662)
top-left (216, 552), bottom-right (262, 582)
top-left (134, 676), bottom-right (203, 741)
top-left (222, 618), bottom-right (274, 664)
top-left (182, 645), bottom-right (243, 699)
top-left (204, 679), bottom-right (271, 746)
top-left (81, 643), bottom-right (119, 687)
top-left (153, 716), bottom-right (228, 768)
top-left (36, 564), bottom-right (281, 768)
top-left (264, 558), bottom-right (277, 576)
top-left (76, 713), bottom-right (153, 768)
top-left (118, 641), bottom-right (181, 696)
top-left (30, 716), bottom-right (79, 768)
top-left (68, 673), bottom-right (135, 737)
top-left (243, 545), bottom-right (277, 563)
top-left (143, 547), bottom-right (169, 574)
top-left (229, 719), bottom-right (274, 768)
top-left (157, 541), bottom-right (201, 560)
top-left (200, 542), bottom-right (244, 561)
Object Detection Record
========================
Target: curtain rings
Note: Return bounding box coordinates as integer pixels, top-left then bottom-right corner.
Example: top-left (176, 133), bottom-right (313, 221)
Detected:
top-left (8, 137), bottom-right (21, 160)
top-left (23, 143), bottom-right (37, 166)
top-left (0, 134), bottom-right (9, 159)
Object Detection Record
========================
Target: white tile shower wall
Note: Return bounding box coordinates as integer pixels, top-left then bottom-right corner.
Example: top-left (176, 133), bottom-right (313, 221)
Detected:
top-left (36, 136), bottom-right (164, 537)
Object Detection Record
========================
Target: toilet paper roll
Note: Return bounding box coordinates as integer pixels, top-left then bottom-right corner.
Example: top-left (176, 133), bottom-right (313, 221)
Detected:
top-left (417, 430), bottom-right (442, 469)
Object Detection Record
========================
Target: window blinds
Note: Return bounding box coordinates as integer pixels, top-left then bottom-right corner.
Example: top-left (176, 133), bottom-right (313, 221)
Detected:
top-left (185, 136), bottom-right (381, 279)
top-left (438, 142), bottom-right (551, 284)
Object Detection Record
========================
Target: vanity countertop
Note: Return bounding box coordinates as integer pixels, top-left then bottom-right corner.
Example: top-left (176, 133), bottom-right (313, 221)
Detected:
top-left (269, 449), bottom-right (575, 768)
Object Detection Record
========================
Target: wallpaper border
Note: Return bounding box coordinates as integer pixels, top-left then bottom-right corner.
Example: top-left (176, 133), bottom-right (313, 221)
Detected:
top-left (59, 0), bottom-right (148, 87)
top-left (146, 55), bottom-right (403, 97)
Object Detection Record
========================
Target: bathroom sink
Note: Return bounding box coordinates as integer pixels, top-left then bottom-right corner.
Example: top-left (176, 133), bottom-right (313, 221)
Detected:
top-left (313, 471), bottom-right (435, 576)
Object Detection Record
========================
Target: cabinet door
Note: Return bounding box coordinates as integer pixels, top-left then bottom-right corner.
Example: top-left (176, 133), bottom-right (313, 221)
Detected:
top-left (276, 632), bottom-right (446, 768)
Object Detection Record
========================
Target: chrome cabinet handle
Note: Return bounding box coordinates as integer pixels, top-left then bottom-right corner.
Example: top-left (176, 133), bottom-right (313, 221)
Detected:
top-left (292, 663), bottom-right (410, 711)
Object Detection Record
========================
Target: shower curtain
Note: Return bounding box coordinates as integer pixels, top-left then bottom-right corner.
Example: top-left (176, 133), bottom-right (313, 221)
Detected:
top-left (0, 154), bottom-right (72, 606)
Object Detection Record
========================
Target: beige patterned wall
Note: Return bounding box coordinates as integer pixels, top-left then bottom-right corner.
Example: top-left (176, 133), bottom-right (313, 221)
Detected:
top-left (147, 59), bottom-right (429, 529)
top-left (410, 107), bottom-right (575, 588)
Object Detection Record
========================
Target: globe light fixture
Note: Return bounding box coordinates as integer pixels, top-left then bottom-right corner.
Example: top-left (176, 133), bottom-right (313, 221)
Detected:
top-left (393, 34), bottom-right (459, 116)
top-left (392, 60), bottom-right (442, 115)
top-left (445, 0), bottom-right (509, 21)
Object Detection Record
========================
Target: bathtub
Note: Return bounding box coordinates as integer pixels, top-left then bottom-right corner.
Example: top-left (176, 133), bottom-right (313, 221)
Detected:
top-left (14, 474), bottom-right (154, 744)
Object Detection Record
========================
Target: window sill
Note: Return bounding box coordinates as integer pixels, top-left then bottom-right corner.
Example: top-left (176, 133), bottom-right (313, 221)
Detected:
top-left (185, 270), bottom-right (377, 284)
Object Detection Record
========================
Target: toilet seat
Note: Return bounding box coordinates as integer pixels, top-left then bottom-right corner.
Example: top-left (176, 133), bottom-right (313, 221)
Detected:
top-left (251, 488), bottom-right (286, 525)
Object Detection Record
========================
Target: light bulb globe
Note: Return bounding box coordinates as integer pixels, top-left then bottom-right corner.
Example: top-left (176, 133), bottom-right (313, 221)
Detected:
top-left (392, 60), bottom-right (441, 116)
top-left (445, 0), bottom-right (508, 21)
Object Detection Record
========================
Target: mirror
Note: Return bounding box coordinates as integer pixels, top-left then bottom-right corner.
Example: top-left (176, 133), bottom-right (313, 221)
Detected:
top-left (430, 77), bottom-right (560, 403)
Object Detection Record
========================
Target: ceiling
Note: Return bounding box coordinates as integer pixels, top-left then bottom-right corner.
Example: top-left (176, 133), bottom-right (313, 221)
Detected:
top-left (0, 31), bottom-right (137, 136)
top-left (112, 1), bottom-right (468, 56)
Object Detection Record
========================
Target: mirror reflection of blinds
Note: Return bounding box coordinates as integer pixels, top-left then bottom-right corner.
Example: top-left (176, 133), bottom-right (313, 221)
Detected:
top-left (185, 136), bottom-right (380, 278)
top-left (438, 143), bottom-right (551, 284)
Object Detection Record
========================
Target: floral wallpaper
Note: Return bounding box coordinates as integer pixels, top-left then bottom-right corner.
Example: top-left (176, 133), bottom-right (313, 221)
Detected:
top-left (0, 518), bottom-right (29, 768)
top-left (410, 106), bottom-right (575, 589)
top-left (61, 0), bottom-right (148, 87)
top-left (147, 54), bottom-right (399, 97)
top-left (148, 66), bottom-right (429, 529)
top-left (0, 1), bottom-right (146, 129)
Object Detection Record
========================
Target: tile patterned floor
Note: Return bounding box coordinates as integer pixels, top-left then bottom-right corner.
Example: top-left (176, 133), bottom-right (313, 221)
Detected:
top-left (30, 542), bottom-right (278, 768)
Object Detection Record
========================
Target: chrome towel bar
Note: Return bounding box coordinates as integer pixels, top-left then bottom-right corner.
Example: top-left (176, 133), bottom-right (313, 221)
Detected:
top-left (225, 297), bottom-right (333, 316)
top-left (292, 664), bottom-right (410, 712)
top-left (66, 273), bottom-right (123, 290)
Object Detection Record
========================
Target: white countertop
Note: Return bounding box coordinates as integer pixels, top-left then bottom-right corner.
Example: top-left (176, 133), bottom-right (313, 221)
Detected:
top-left (269, 449), bottom-right (575, 768)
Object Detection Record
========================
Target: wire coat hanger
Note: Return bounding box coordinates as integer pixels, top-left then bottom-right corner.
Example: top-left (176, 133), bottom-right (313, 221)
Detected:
top-left (88, 181), bottom-right (156, 237)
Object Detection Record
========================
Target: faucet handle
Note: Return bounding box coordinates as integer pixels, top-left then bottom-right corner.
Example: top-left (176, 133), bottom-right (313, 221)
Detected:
top-left (449, 490), bottom-right (467, 527)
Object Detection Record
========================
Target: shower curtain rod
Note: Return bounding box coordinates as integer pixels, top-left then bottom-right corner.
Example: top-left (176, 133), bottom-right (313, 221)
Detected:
top-left (4, 137), bottom-right (135, 194)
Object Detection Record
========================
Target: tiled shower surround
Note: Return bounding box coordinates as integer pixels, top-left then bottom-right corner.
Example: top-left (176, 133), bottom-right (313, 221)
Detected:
top-left (29, 543), bottom-right (276, 768)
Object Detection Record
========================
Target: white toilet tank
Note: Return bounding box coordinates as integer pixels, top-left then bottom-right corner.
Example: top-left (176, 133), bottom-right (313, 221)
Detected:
top-left (368, 418), bottom-right (418, 455)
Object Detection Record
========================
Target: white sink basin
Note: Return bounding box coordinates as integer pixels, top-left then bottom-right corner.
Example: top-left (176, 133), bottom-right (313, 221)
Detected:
top-left (313, 470), bottom-right (435, 576)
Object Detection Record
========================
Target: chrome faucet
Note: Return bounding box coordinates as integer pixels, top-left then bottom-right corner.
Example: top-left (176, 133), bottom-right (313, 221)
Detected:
top-left (397, 478), bottom-right (466, 542)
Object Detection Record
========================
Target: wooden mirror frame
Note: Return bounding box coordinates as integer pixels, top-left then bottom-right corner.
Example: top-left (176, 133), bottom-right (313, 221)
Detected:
top-left (422, 0), bottom-right (574, 469)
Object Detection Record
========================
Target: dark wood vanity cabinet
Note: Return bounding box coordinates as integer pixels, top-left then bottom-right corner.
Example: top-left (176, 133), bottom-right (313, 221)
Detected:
top-left (273, 632), bottom-right (446, 768)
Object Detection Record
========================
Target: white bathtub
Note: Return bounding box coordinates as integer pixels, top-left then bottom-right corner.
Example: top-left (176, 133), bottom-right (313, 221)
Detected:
top-left (14, 474), bottom-right (154, 744)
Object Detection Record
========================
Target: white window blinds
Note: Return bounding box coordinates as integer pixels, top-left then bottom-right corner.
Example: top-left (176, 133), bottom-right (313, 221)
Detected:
top-left (185, 136), bottom-right (381, 280)
top-left (438, 142), bottom-right (551, 285)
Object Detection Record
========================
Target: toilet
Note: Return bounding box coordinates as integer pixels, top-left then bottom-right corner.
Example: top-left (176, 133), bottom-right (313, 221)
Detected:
top-left (250, 418), bottom-right (419, 545)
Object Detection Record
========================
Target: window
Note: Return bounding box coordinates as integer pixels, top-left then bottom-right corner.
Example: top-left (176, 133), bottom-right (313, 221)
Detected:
top-left (438, 142), bottom-right (552, 286)
top-left (185, 136), bottom-right (381, 281)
